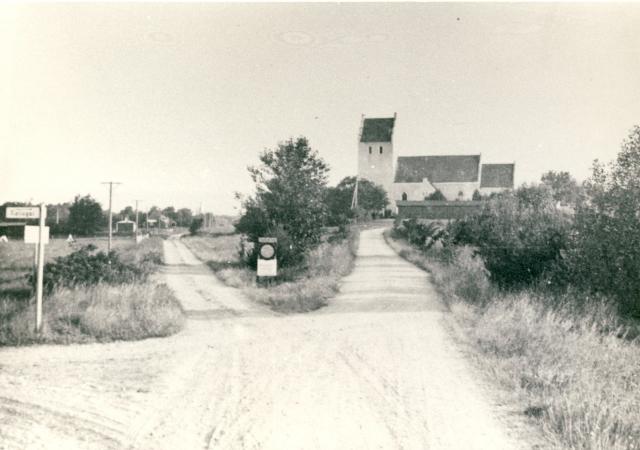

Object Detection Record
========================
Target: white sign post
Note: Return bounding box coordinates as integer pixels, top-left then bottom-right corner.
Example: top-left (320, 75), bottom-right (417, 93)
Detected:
top-left (8, 206), bottom-right (47, 333)
top-left (257, 237), bottom-right (278, 280)
top-left (35, 205), bottom-right (46, 333)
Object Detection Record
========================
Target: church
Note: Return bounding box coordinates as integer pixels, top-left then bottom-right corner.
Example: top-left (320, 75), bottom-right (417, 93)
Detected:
top-left (357, 114), bottom-right (515, 214)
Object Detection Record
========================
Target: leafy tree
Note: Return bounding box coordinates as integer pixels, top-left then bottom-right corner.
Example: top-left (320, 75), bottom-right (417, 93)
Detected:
top-left (176, 208), bottom-right (193, 227)
top-left (117, 206), bottom-right (135, 222)
top-left (236, 136), bottom-right (329, 267)
top-left (541, 170), bottom-right (583, 206)
top-left (68, 195), bottom-right (104, 236)
top-left (189, 217), bottom-right (203, 235)
top-left (162, 206), bottom-right (178, 222)
top-left (324, 176), bottom-right (388, 226)
top-left (569, 126), bottom-right (640, 316)
top-left (147, 206), bottom-right (162, 220)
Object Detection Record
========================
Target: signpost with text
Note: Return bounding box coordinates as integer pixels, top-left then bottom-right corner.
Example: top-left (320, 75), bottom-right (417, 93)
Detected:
top-left (6, 205), bottom-right (47, 332)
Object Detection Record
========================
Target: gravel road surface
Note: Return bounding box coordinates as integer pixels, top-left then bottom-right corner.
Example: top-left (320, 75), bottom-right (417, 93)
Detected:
top-left (0, 229), bottom-right (535, 449)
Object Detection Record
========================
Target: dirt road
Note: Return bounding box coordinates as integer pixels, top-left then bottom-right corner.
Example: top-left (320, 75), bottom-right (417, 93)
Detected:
top-left (0, 229), bottom-right (534, 449)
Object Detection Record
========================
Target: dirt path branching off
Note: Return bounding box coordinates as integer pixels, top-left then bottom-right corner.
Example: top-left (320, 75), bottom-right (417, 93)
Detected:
top-left (0, 229), bottom-right (536, 449)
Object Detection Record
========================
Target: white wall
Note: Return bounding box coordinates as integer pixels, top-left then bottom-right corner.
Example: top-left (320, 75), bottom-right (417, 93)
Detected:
top-left (392, 179), bottom-right (436, 202)
top-left (432, 182), bottom-right (478, 201)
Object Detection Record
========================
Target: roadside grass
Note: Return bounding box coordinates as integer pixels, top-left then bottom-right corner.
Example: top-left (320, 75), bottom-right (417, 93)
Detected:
top-left (182, 230), bottom-right (359, 313)
top-left (0, 236), bottom-right (183, 346)
top-left (1, 282), bottom-right (184, 346)
top-left (384, 231), bottom-right (640, 450)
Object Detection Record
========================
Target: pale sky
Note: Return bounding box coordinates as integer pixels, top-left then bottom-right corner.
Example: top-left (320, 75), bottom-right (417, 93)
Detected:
top-left (2, 3), bottom-right (640, 215)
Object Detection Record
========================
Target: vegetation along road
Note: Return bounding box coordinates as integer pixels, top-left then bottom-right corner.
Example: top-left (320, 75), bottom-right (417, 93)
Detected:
top-left (0, 229), bottom-right (536, 449)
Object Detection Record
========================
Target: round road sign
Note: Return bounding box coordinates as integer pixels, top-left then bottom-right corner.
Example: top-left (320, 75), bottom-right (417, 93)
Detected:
top-left (260, 243), bottom-right (275, 259)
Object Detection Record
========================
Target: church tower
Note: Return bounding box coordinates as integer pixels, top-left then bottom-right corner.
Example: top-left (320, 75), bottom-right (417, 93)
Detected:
top-left (357, 113), bottom-right (396, 211)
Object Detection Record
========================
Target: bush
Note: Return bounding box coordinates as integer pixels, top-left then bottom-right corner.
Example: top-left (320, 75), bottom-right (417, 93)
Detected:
top-left (189, 217), bottom-right (204, 235)
top-left (393, 219), bottom-right (446, 250)
top-left (425, 189), bottom-right (446, 201)
top-left (448, 188), bottom-right (571, 288)
top-left (566, 126), bottom-right (640, 317)
top-left (31, 245), bottom-right (154, 293)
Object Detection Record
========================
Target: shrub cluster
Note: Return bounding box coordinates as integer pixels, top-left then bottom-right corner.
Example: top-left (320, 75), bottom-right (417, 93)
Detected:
top-left (31, 245), bottom-right (155, 293)
top-left (448, 188), bottom-right (571, 288)
top-left (392, 219), bottom-right (446, 250)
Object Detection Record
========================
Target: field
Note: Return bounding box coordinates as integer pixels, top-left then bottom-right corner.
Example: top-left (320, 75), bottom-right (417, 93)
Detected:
top-left (0, 236), bottom-right (184, 346)
top-left (182, 230), bottom-right (359, 313)
top-left (385, 231), bottom-right (640, 450)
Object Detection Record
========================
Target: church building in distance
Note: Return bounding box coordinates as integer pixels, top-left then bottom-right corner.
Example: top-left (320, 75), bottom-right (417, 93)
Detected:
top-left (357, 114), bottom-right (515, 214)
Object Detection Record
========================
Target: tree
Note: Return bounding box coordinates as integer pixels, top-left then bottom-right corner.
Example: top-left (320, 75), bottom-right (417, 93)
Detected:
top-left (117, 206), bottom-right (135, 222)
top-left (236, 137), bottom-right (329, 267)
top-left (324, 176), bottom-right (388, 226)
top-left (162, 206), bottom-right (178, 223)
top-left (569, 126), bottom-right (640, 316)
top-left (541, 170), bottom-right (582, 206)
top-left (68, 195), bottom-right (104, 236)
top-left (189, 217), bottom-right (203, 235)
top-left (175, 208), bottom-right (193, 227)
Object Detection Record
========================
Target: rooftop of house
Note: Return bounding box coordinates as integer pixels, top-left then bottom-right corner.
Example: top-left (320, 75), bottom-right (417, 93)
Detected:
top-left (360, 117), bottom-right (396, 143)
top-left (480, 163), bottom-right (515, 188)
top-left (394, 155), bottom-right (481, 183)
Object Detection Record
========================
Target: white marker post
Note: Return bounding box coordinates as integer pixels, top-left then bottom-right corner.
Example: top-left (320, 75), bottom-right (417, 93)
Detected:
top-left (35, 204), bottom-right (46, 333)
top-left (6, 205), bottom-right (47, 332)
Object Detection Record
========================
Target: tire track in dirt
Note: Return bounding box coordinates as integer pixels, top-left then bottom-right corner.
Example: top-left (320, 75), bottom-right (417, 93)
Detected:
top-left (1, 230), bottom-right (542, 449)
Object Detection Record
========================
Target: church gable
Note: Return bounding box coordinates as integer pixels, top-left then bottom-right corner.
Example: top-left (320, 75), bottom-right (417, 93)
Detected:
top-left (480, 164), bottom-right (514, 188)
top-left (360, 117), bottom-right (396, 143)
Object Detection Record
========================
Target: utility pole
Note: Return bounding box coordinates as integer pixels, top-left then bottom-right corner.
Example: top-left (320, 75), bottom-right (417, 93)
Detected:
top-left (101, 181), bottom-right (122, 255)
top-left (134, 199), bottom-right (142, 236)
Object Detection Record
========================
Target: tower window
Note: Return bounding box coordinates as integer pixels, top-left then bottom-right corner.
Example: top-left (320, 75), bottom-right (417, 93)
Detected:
top-left (368, 146), bottom-right (372, 154)
top-left (379, 146), bottom-right (383, 154)
top-left (402, 192), bottom-right (408, 201)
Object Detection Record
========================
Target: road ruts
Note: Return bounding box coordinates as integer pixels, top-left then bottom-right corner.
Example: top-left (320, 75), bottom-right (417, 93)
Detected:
top-left (0, 230), bottom-right (541, 449)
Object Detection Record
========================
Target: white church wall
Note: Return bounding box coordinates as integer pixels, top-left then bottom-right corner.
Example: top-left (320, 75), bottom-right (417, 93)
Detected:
top-left (392, 179), bottom-right (436, 202)
top-left (432, 182), bottom-right (478, 201)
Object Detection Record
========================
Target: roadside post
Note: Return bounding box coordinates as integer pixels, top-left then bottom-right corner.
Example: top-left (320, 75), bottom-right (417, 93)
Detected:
top-left (257, 237), bottom-right (277, 284)
top-left (7, 205), bottom-right (48, 332)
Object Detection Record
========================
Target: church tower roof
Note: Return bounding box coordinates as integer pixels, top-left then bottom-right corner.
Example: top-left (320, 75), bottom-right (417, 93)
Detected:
top-left (360, 116), bottom-right (396, 143)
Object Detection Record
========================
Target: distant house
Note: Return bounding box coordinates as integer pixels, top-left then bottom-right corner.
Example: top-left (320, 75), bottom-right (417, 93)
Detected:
top-left (115, 218), bottom-right (136, 234)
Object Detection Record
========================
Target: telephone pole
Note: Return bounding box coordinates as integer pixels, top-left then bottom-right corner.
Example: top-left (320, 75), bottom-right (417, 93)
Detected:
top-left (101, 181), bottom-right (122, 254)
top-left (134, 199), bottom-right (142, 236)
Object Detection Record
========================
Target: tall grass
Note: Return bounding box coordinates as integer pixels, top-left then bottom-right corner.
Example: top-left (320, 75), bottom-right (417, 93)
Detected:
top-left (0, 236), bottom-right (179, 346)
top-left (0, 282), bottom-right (184, 346)
top-left (182, 230), bottom-right (359, 313)
top-left (385, 231), bottom-right (640, 450)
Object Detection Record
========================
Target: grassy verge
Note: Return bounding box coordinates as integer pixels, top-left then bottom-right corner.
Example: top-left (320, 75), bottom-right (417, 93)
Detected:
top-left (1, 282), bottom-right (184, 346)
top-left (0, 236), bottom-right (184, 346)
top-left (384, 231), bottom-right (640, 450)
top-left (182, 230), bottom-right (359, 313)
